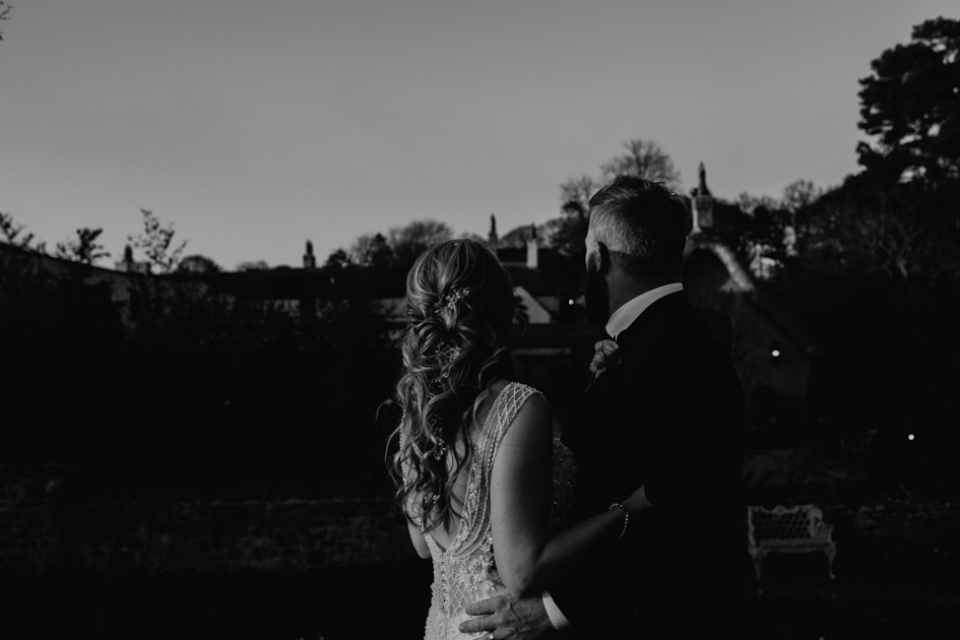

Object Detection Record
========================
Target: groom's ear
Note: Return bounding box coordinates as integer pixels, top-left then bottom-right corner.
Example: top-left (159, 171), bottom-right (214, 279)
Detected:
top-left (595, 241), bottom-right (611, 276)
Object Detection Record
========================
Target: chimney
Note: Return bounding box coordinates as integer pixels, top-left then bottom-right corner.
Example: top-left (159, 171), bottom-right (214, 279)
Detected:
top-left (526, 224), bottom-right (538, 270)
top-left (303, 240), bottom-right (317, 269)
top-left (115, 244), bottom-right (148, 273)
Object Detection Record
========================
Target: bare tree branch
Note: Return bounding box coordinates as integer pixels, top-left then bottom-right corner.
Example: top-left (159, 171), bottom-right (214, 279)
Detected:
top-left (0, 2), bottom-right (11, 41)
top-left (127, 209), bottom-right (188, 274)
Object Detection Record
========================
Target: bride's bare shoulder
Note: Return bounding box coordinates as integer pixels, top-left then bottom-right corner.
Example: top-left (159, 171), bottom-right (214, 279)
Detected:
top-left (471, 379), bottom-right (520, 429)
top-left (485, 379), bottom-right (543, 409)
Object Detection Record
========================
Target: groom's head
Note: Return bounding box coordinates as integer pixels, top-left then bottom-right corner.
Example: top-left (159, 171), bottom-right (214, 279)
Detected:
top-left (584, 176), bottom-right (687, 324)
top-left (586, 176), bottom-right (688, 279)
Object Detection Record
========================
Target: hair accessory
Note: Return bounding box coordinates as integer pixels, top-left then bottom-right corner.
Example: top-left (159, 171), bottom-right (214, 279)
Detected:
top-left (434, 288), bottom-right (466, 318)
top-left (437, 344), bottom-right (461, 375)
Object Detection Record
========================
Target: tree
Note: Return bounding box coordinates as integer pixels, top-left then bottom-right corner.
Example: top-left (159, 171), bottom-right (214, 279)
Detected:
top-left (558, 175), bottom-right (598, 221)
top-left (499, 223), bottom-right (539, 248)
top-left (387, 219), bottom-right (454, 265)
top-left (540, 175), bottom-right (598, 258)
top-left (127, 209), bottom-right (187, 274)
top-left (804, 181), bottom-right (960, 291)
top-left (324, 248), bottom-right (351, 270)
top-left (176, 254), bottom-right (222, 274)
top-left (54, 227), bottom-right (110, 265)
top-left (736, 193), bottom-right (780, 217)
top-left (781, 179), bottom-right (823, 213)
top-left (733, 180), bottom-right (823, 262)
top-left (0, 2), bottom-right (11, 41)
top-left (0, 211), bottom-right (42, 251)
top-left (350, 232), bottom-right (394, 268)
top-left (857, 17), bottom-right (960, 186)
top-left (600, 139), bottom-right (681, 188)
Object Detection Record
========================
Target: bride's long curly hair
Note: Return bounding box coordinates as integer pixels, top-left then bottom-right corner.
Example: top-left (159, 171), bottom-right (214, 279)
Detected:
top-left (388, 239), bottom-right (521, 533)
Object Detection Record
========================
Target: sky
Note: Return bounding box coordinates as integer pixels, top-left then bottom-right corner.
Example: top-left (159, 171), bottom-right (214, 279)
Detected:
top-left (1, 1), bottom-right (957, 270)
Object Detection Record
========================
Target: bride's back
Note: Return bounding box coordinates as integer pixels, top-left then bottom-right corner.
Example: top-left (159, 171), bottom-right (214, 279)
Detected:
top-left (424, 378), bottom-right (508, 550)
top-left (420, 380), bottom-right (551, 640)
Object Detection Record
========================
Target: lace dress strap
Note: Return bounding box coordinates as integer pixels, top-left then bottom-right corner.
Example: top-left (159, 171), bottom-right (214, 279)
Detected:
top-left (453, 382), bottom-right (539, 556)
top-left (420, 382), bottom-right (548, 639)
top-left (480, 382), bottom-right (539, 486)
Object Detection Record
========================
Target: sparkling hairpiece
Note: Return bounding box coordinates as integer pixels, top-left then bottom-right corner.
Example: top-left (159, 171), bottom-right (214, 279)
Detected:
top-left (434, 288), bottom-right (466, 318)
top-left (437, 344), bottom-right (461, 378)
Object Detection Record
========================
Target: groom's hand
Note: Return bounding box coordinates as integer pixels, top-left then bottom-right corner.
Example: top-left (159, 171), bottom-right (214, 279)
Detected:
top-left (459, 590), bottom-right (556, 640)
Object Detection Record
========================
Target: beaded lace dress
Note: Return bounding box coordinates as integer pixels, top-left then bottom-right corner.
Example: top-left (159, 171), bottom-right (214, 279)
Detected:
top-left (419, 382), bottom-right (577, 640)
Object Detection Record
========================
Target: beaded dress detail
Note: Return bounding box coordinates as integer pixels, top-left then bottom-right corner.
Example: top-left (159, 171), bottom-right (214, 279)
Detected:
top-left (420, 382), bottom-right (577, 640)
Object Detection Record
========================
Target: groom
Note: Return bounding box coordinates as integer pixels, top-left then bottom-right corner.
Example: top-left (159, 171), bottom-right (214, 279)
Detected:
top-left (460, 176), bottom-right (744, 638)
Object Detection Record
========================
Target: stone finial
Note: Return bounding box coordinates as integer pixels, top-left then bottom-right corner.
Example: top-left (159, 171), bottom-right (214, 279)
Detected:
top-left (115, 244), bottom-right (139, 272)
top-left (697, 162), bottom-right (711, 196)
top-left (303, 240), bottom-right (317, 269)
top-left (488, 214), bottom-right (499, 248)
top-left (692, 162), bottom-right (714, 232)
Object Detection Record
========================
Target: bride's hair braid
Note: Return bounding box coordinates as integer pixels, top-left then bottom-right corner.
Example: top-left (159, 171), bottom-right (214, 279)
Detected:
top-left (387, 239), bottom-right (520, 533)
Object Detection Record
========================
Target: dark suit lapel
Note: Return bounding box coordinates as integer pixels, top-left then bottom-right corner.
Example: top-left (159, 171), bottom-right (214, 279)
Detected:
top-left (571, 292), bottom-right (688, 456)
top-left (613, 290), bottom-right (688, 356)
top-left (580, 291), bottom-right (688, 415)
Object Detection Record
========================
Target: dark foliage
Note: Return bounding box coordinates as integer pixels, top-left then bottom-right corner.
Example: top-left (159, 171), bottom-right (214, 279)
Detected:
top-left (737, 176), bottom-right (960, 493)
top-left (54, 227), bottom-right (110, 265)
top-left (0, 1), bottom-right (10, 40)
top-left (1, 251), bottom-right (400, 492)
top-left (857, 17), bottom-right (960, 186)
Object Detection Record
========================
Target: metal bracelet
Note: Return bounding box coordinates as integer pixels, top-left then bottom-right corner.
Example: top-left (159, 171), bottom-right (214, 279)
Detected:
top-left (608, 502), bottom-right (629, 539)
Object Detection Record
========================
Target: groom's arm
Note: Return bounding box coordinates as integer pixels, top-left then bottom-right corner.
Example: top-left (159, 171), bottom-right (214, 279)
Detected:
top-left (544, 507), bottom-right (657, 628)
top-left (459, 485), bottom-right (654, 639)
top-left (545, 350), bottom-right (698, 629)
top-left (545, 324), bottom-right (745, 632)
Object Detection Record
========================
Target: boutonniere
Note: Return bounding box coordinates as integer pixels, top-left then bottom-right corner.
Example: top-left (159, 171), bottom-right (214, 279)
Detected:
top-left (587, 338), bottom-right (621, 387)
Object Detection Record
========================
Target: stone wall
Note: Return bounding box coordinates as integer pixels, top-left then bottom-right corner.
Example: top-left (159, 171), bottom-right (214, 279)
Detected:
top-left (0, 463), bottom-right (415, 576)
top-left (3, 464), bottom-right (957, 579)
top-left (822, 494), bottom-right (960, 579)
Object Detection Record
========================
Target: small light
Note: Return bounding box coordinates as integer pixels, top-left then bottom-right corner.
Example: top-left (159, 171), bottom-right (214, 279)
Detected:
top-left (908, 434), bottom-right (915, 441)
top-left (567, 299), bottom-right (575, 306)
top-left (771, 349), bottom-right (781, 358)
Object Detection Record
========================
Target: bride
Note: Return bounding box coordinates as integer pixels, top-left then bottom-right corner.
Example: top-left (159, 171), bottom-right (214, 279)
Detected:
top-left (387, 239), bottom-right (650, 639)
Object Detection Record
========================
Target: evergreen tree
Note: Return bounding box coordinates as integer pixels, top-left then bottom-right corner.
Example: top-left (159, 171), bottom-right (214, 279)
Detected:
top-left (857, 17), bottom-right (960, 186)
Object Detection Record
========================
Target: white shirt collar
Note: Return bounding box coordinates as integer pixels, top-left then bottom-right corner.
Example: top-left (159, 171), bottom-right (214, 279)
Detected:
top-left (605, 282), bottom-right (684, 340)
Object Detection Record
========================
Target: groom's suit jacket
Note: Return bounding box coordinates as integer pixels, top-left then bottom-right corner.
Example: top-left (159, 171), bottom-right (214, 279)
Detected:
top-left (552, 291), bottom-right (744, 638)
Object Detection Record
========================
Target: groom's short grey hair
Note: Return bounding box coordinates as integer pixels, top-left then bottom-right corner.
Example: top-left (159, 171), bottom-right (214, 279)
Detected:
top-left (588, 176), bottom-right (688, 277)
